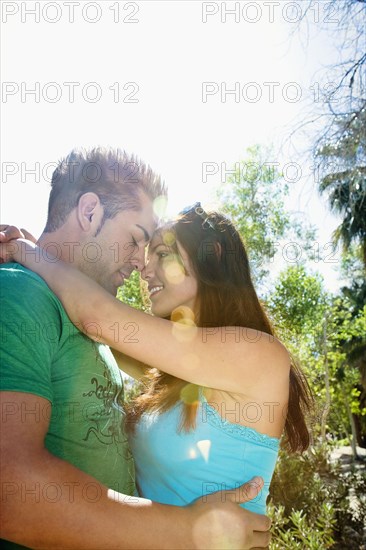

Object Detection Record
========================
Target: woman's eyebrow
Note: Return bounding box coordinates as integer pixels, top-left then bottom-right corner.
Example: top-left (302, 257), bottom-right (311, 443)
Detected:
top-left (150, 242), bottom-right (167, 251)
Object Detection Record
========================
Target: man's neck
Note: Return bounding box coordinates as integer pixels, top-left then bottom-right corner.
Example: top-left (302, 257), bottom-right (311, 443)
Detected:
top-left (37, 229), bottom-right (83, 268)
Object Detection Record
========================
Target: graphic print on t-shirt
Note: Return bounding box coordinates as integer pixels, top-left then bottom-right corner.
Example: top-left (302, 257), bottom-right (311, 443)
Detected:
top-left (82, 342), bottom-right (132, 458)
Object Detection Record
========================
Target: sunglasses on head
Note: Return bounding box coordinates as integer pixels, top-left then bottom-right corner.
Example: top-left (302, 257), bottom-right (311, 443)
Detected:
top-left (179, 202), bottom-right (216, 230)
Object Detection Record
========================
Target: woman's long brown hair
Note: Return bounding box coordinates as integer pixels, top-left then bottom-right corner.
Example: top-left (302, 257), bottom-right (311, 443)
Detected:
top-left (126, 209), bottom-right (313, 453)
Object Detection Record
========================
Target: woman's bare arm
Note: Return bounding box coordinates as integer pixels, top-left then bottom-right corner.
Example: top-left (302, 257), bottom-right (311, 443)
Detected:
top-left (112, 349), bottom-right (150, 381)
top-left (2, 240), bottom-right (290, 392)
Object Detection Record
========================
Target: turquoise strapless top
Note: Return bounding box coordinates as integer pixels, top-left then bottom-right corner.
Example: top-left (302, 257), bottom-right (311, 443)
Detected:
top-left (129, 391), bottom-right (280, 514)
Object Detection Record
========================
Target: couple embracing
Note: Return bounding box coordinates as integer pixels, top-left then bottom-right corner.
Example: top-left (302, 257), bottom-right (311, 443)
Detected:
top-left (0, 147), bottom-right (312, 549)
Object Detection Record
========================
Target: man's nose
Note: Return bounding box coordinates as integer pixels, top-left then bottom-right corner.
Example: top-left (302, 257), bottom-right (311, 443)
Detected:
top-left (128, 243), bottom-right (146, 272)
top-left (141, 258), bottom-right (155, 280)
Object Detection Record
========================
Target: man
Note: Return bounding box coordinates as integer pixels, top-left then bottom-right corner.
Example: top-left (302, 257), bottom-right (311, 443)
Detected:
top-left (0, 147), bottom-right (271, 549)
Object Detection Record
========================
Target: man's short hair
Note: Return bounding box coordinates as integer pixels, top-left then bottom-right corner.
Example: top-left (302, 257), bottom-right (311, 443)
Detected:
top-left (44, 147), bottom-right (167, 232)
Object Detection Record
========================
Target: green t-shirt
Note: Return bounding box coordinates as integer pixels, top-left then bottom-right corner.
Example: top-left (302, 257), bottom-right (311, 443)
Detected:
top-left (0, 264), bottom-right (136, 547)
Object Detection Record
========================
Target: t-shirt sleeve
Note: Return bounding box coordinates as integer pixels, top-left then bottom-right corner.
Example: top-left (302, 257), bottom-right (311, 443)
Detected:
top-left (0, 267), bottom-right (62, 402)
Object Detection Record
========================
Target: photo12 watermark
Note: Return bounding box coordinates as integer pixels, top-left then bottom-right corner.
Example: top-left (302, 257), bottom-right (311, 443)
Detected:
top-left (1, 81), bottom-right (140, 104)
top-left (201, 2), bottom-right (340, 25)
top-left (1, 1), bottom-right (140, 24)
top-left (1, 480), bottom-right (139, 503)
top-left (201, 399), bottom-right (285, 424)
top-left (201, 159), bottom-right (345, 185)
top-left (1, 317), bottom-right (140, 345)
top-left (201, 81), bottom-right (344, 104)
top-left (1, 159), bottom-right (144, 183)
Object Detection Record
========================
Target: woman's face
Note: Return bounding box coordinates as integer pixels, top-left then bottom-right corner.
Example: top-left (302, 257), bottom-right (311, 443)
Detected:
top-left (141, 230), bottom-right (198, 318)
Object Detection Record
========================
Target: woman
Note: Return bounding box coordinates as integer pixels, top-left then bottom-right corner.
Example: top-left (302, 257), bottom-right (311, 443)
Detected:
top-left (0, 204), bottom-right (312, 514)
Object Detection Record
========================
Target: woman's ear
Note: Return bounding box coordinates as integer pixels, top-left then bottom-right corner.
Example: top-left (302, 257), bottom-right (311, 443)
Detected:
top-left (77, 193), bottom-right (104, 232)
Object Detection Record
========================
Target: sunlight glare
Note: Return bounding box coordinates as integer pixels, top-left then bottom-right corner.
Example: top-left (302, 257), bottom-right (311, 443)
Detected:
top-left (153, 195), bottom-right (168, 220)
top-left (197, 439), bottom-right (212, 463)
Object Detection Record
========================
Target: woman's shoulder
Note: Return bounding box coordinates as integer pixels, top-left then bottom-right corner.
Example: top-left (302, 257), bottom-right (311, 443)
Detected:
top-left (230, 327), bottom-right (291, 371)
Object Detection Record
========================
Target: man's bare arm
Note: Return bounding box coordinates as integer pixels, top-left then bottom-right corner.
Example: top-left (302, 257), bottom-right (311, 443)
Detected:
top-left (1, 392), bottom-right (183, 549)
top-left (1, 392), bottom-right (271, 550)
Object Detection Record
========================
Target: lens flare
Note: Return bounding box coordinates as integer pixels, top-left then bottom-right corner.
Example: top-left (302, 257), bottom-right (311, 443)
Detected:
top-left (172, 317), bottom-right (197, 343)
top-left (162, 230), bottom-right (176, 247)
top-left (171, 306), bottom-right (195, 323)
top-left (153, 195), bottom-right (168, 219)
top-left (164, 259), bottom-right (185, 285)
top-left (192, 509), bottom-right (242, 550)
top-left (180, 383), bottom-right (199, 405)
top-left (188, 447), bottom-right (197, 459)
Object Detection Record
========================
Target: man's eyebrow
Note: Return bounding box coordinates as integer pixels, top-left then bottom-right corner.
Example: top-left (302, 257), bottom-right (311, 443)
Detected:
top-left (135, 224), bottom-right (150, 243)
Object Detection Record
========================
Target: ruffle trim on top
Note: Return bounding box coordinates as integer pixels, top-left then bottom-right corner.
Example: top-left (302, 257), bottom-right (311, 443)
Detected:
top-left (200, 395), bottom-right (280, 450)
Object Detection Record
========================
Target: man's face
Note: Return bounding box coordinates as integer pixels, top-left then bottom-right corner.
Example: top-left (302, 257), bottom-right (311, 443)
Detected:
top-left (79, 192), bottom-right (157, 295)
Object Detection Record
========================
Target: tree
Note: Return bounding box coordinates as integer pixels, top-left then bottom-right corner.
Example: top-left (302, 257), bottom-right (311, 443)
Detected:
top-left (267, 265), bottom-right (326, 338)
top-left (337, 244), bottom-right (366, 446)
top-left (329, 296), bottom-right (366, 449)
top-left (266, 265), bottom-right (330, 439)
top-left (340, 244), bottom-right (366, 313)
top-left (267, 264), bottom-right (366, 448)
top-left (217, 145), bottom-right (316, 288)
top-left (266, 263), bottom-right (366, 546)
top-left (298, 0), bottom-right (365, 127)
top-left (294, 0), bottom-right (366, 266)
top-left (117, 271), bottom-right (150, 312)
top-left (316, 107), bottom-right (366, 265)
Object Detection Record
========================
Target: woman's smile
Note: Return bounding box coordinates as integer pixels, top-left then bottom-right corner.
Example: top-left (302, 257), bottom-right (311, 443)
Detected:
top-left (149, 285), bottom-right (164, 298)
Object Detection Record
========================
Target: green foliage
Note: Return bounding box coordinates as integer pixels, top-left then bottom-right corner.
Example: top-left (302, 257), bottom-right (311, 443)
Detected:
top-left (339, 243), bottom-right (365, 292)
top-left (268, 444), bottom-right (366, 549)
top-left (268, 503), bottom-right (336, 549)
top-left (114, 143), bottom-right (366, 547)
top-left (267, 265), bottom-right (326, 338)
top-left (324, 297), bottom-right (366, 441)
top-left (302, 0), bottom-right (366, 264)
top-left (270, 445), bottom-right (334, 516)
top-left (117, 272), bottom-right (150, 405)
top-left (117, 271), bottom-right (150, 312)
top-left (266, 259), bottom-right (366, 443)
top-left (124, 376), bottom-right (144, 404)
top-left (316, 107), bottom-right (366, 266)
top-left (217, 145), bottom-right (316, 286)
top-left (216, 143), bottom-right (365, 445)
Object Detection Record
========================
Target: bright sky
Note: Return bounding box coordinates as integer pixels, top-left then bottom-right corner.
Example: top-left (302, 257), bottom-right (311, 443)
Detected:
top-left (1, 1), bottom-right (346, 291)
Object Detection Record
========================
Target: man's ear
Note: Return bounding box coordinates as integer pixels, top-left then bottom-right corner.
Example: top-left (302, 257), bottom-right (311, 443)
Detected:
top-left (77, 193), bottom-right (104, 232)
